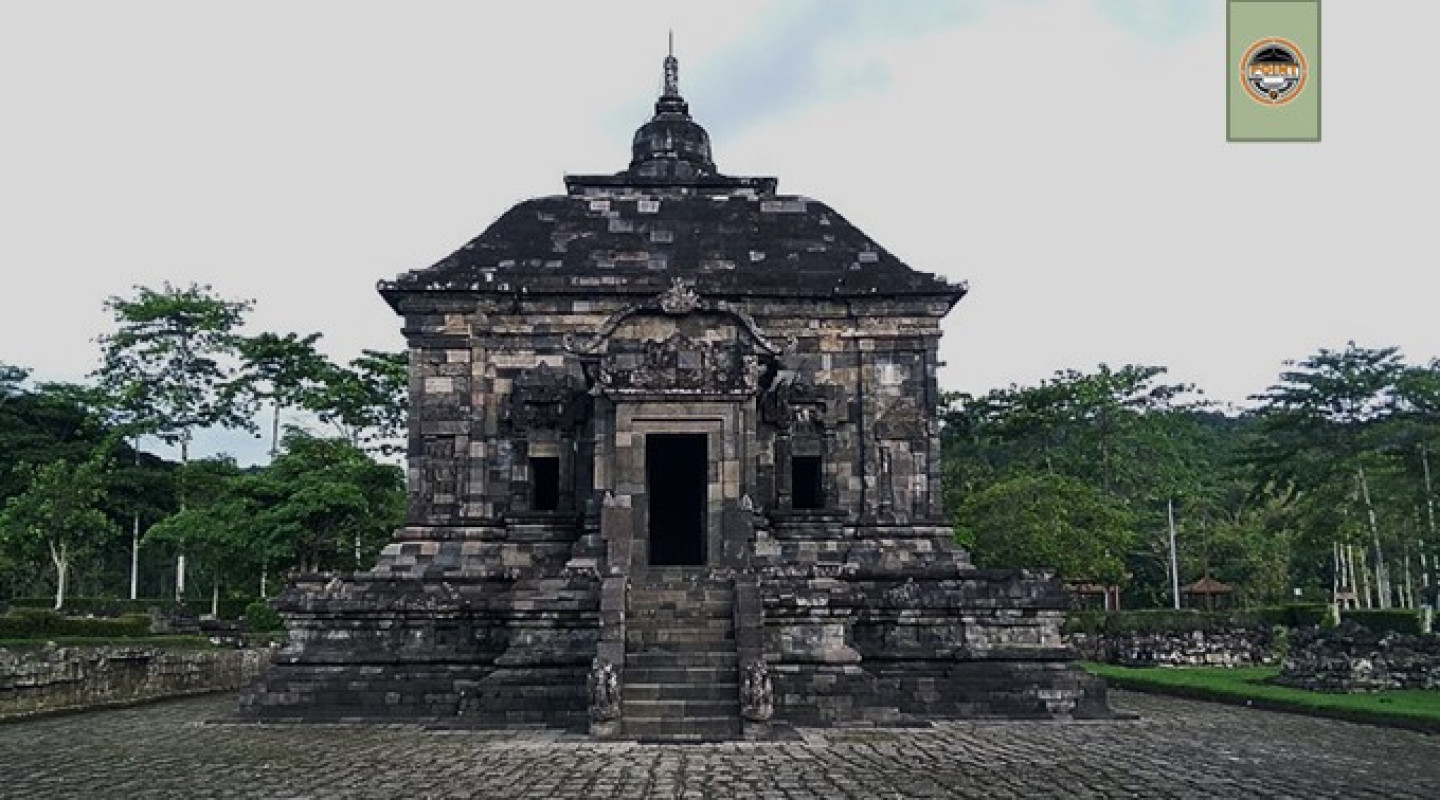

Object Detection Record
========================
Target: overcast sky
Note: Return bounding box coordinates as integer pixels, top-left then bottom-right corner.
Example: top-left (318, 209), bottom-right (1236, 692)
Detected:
top-left (3, 1), bottom-right (1437, 464)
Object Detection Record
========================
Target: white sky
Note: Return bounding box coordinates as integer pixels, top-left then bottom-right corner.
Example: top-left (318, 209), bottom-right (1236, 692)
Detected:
top-left (2, 1), bottom-right (1437, 464)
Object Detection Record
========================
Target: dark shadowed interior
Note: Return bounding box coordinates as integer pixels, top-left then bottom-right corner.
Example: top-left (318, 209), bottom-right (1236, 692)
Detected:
top-left (530, 457), bottom-right (559, 511)
top-left (647, 433), bottom-right (707, 565)
top-left (792, 455), bottom-right (823, 509)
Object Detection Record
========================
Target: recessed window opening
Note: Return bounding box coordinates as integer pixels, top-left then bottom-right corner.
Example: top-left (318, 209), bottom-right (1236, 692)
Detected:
top-left (531, 456), bottom-right (560, 511)
top-left (792, 455), bottom-right (823, 510)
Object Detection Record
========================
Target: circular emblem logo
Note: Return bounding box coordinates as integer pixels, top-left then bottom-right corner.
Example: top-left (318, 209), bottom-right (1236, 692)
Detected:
top-left (1240, 38), bottom-right (1308, 106)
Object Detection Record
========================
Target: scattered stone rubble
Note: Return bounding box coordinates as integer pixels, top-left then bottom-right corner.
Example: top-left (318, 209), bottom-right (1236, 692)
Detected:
top-left (1068, 628), bottom-right (1276, 668)
top-left (1279, 624), bottom-right (1440, 691)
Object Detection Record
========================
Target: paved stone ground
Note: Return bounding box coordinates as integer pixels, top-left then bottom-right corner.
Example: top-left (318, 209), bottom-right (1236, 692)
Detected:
top-left (1, 691), bottom-right (1437, 799)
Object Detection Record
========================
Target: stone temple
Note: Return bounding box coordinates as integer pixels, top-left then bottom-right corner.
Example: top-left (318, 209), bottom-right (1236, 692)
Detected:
top-left (241, 53), bottom-right (1109, 740)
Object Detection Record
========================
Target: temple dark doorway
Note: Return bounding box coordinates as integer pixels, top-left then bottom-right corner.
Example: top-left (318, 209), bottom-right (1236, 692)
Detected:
top-left (646, 433), bottom-right (708, 566)
top-left (530, 457), bottom-right (559, 511)
top-left (792, 455), bottom-right (823, 510)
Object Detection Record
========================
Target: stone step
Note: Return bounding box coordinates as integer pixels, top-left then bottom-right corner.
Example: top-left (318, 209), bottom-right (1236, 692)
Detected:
top-left (632, 575), bottom-right (732, 588)
top-left (625, 666), bottom-right (738, 686)
top-left (623, 716), bottom-right (742, 742)
top-left (627, 602), bottom-right (734, 618)
top-left (627, 617), bottom-right (734, 632)
top-left (626, 628), bottom-right (734, 646)
top-left (638, 567), bottom-right (730, 581)
top-left (628, 592), bottom-right (734, 609)
top-left (625, 682), bottom-right (738, 702)
top-left (624, 630), bottom-right (731, 644)
top-left (623, 698), bottom-right (739, 719)
top-left (626, 641), bottom-right (735, 657)
top-left (626, 650), bottom-right (737, 668)
top-left (628, 605), bottom-right (734, 619)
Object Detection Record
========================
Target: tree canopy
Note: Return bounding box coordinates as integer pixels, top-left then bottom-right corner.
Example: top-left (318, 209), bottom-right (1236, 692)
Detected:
top-left (1, 285), bottom-right (406, 608)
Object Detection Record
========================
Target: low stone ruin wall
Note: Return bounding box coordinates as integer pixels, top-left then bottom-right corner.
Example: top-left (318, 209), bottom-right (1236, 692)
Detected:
top-left (1278, 625), bottom-right (1440, 691)
top-left (0, 645), bottom-right (273, 720)
top-left (1067, 629), bottom-right (1275, 668)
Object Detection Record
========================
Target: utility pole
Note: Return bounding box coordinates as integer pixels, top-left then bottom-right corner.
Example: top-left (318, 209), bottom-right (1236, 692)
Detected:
top-left (1167, 498), bottom-right (1181, 610)
top-left (130, 515), bottom-right (140, 600)
top-left (130, 434), bottom-right (141, 600)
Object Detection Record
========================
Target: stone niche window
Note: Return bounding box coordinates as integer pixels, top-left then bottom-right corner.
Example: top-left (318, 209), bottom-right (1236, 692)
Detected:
top-left (530, 456), bottom-right (560, 511)
top-left (791, 455), bottom-right (824, 510)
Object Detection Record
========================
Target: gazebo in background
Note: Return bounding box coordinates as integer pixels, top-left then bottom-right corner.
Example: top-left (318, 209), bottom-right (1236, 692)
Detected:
top-left (1182, 576), bottom-right (1235, 611)
top-left (1065, 581), bottom-right (1122, 612)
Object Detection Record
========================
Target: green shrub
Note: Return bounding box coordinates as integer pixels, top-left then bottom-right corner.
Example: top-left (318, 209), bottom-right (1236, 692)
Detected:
top-left (1288, 603), bottom-right (1330, 627)
top-left (0, 610), bottom-right (152, 639)
top-left (243, 601), bottom-right (284, 633)
top-left (1111, 609), bottom-right (1211, 634)
top-left (1249, 603), bottom-right (1328, 628)
top-left (1062, 610), bottom-right (1109, 635)
top-left (1270, 625), bottom-right (1290, 660)
top-left (1343, 609), bottom-right (1427, 636)
top-left (1063, 609), bottom-right (1219, 635)
top-left (217, 597), bottom-right (261, 620)
top-left (8, 596), bottom-right (260, 620)
top-left (10, 597), bottom-right (172, 617)
top-left (6, 598), bottom-right (48, 610)
top-left (1064, 604), bottom-right (1337, 636)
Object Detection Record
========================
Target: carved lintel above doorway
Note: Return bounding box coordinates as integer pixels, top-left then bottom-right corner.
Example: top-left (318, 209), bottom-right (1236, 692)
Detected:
top-left (587, 332), bottom-right (762, 397)
top-left (562, 283), bottom-right (784, 358)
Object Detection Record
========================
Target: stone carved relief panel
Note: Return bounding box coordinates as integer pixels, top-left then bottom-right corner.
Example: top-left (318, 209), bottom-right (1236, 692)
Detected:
top-left (420, 435), bottom-right (459, 514)
top-left (589, 332), bottom-right (760, 396)
top-left (503, 363), bottom-right (591, 432)
top-left (759, 353), bottom-right (845, 434)
top-left (873, 396), bottom-right (927, 440)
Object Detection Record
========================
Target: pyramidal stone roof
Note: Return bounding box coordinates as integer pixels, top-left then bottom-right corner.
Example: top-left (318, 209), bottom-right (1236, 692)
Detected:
top-left (379, 52), bottom-right (966, 309)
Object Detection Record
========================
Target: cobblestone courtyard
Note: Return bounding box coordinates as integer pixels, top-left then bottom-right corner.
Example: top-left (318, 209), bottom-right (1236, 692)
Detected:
top-left (1, 691), bottom-right (1437, 799)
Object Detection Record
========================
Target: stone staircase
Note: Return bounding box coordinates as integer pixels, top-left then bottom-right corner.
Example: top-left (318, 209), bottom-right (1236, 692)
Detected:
top-left (623, 569), bottom-right (741, 741)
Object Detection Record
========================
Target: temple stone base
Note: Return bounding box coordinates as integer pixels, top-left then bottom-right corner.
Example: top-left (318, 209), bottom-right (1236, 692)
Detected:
top-left (239, 521), bottom-right (1112, 736)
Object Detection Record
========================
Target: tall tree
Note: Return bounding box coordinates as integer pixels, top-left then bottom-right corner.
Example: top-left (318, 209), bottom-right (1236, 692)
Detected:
top-left (0, 362), bottom-right (28, 397)
top-left (103, 446), bottom-right (177, 600)
top-left (305, 349), bottom-right (408, 454)
top-left (1388, 359), bottom-right (1440, 602)
top-left (944, 364), bottom-right (1202, 503)
top-left (0, 372), bottom-right (108, 501)
top-left (953, 472), bottom-right (1134, 585)
top-left (251, 432), bottom-right (404, 573)
top-left (94, 283), bottom-right (255, 462)
top-left (145, 457), bottom-right (252, 616)
top-left (1248, 342), bottom-right (1406, 607)
top-left (234, 331), bottom-right (329, 459)
top-left (0, 365), bottom-right (178, 600)
top-left (94, 282), bottom-right (253, 600)
top-left (0, 455), bottom-right (119, 609)
top-left (943, 364), bottom-right (1218, 601)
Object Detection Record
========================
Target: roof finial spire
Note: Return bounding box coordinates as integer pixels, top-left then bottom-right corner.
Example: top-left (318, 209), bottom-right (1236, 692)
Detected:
top-left (663, 32), bottom-right (679, 98)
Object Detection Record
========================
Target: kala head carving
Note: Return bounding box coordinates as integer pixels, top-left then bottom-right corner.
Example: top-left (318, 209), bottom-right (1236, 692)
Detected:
top-left (658, 277), bottom-right (701, 315)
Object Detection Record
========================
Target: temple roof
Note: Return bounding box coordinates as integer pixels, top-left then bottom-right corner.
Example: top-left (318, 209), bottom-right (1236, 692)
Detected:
top-left (379, 51), bottom-right (966, 310)
top-left (1182, 576), bottom-right (1234, 595)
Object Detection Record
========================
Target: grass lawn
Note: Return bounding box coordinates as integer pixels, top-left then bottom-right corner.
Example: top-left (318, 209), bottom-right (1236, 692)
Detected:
top-left (1086, 662), bottom-right (1440, 732)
